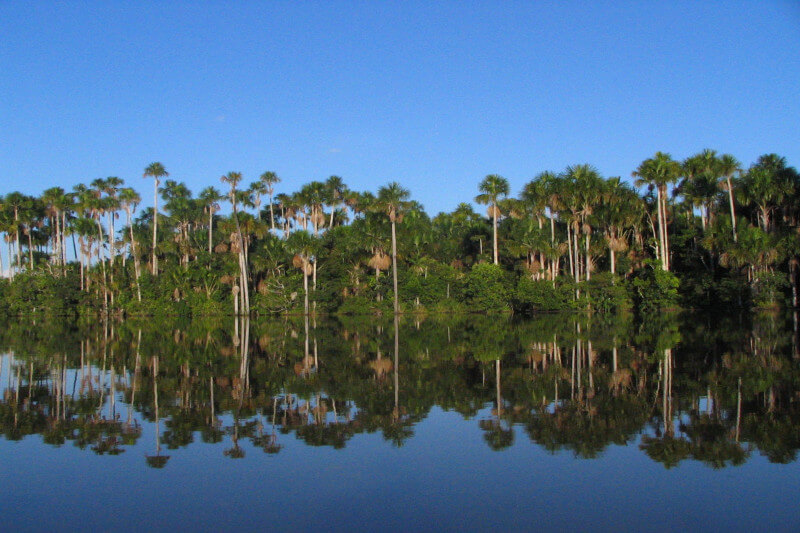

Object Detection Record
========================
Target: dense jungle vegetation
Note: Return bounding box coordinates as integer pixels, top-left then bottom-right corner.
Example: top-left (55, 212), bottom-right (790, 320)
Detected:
top-left (0, 150), bottom-right (798, 317)
top-left (1, 311), bottom-right (798, 464)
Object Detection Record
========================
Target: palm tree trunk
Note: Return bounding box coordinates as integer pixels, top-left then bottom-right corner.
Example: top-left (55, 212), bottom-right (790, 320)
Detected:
top-left (208, 210), bottom-right (213, 254)
top-left (108, 211), bottom-right (115, 264)
top-left (567, 224), bottom-right (574, 279)
top-left (726, 177), bottom-right (737, 242)
top-left (27, 228), bottom-right (34, 269)
top-left (152, 180), bottom-right (158, 275)
top-left (662, 186), bottom-right (671, 271)
top-left (303, 265), bottom-right (309, 315)
top-left (95, 219), bottom-right (108, 312)
top-left (610, 247), bottom-right (616, 277)
top-left (392, 220), bottom-right (399, 314)
top-left (656, 186), bottom-right (669, 271)
top-left (14, 208), bottom-right (21, 273)
top-left (127, 208), bottom-right (142, 302)
top-left (585, 233), bottom-right (591, 281)
top-left (62, 212), bottom-right (68, 269)
top-left (78, 237), bottom-right (85, 290)
top-left (269, 193), bottom-right (276, 231)
top-left (231, 203), bottom-right (249, 315)
top-left (492, 204), bottom-right (498, 265)
top-left (574, 226), bottom-right (581, 282)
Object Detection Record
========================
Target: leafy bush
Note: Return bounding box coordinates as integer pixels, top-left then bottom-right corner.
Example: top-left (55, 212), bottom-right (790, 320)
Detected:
top-left (513, 278), bottom-right (574, 313)
top-left (465, 263), bottom-right (512, 313)
top-left (751, 271), bottom-right (788, 309)
top-left (583, 273), bottom-right (633, 313)
top-left (631, 260), bottom-right (680, 314)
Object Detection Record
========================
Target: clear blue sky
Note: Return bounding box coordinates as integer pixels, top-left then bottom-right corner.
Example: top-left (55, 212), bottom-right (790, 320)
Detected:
top-left (2, 1), bottom-right (799, 216)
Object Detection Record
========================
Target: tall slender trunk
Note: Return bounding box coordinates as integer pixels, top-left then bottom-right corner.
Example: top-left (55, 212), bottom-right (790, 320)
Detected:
top-left (567, 224), bottom-right (574, 279)
top-left (303, 265), bottom-right (309, 315)
top-left (14, 207), bottom-right (21, 273)
top-left (107, 212), bottom-right (115, 285)
top-left (231, 201), bottom-right (249, 315)
top-left (610, 247), bottom-right (616, 277)
top-left (152, 180), bottom-right (159, 275)
top-left (585, 233), bottom-right (591, 281)
top-left (7, 240), bottom-right (13, 279)
top-left (108, 210), bottom-right (115, 264)
top-left (268, 193), bottom-right (276, 231)
top-left (656, 186), bottom-right (669, 271)
top-left (392, 219), bottom-right (399, 314)
top-left (208, 210), bottom-right (213, 254)
top-left (726, 177), bottom-right (737, 242)
top-left (126, 207), bottom-right (142, 302)
top-left (78, 237), bottom-right (85, 290)
top-left (573, 225), bottom-right (580, 282)
top-left (492, 204), bottom-right (498, 265)
top-left (27, 228), bottom-right (34, 270)
top-left (661, 185), bottom-right (670, 271)
top-left (95, 218), bottom-right (109, 312)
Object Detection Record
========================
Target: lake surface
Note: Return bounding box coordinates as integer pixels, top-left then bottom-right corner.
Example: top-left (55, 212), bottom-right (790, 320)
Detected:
top-left (1, 312), bottom-right (799, 531)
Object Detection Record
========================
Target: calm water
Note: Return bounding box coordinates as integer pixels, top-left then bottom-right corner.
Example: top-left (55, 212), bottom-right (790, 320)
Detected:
top-left (1, 312), bottom-right (799, 531)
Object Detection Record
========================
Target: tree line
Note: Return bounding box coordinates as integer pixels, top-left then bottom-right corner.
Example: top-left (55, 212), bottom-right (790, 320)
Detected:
top-left (0, 311), bottom-right (797, 463)
top-left (0, 150), bottom-right (798, 316)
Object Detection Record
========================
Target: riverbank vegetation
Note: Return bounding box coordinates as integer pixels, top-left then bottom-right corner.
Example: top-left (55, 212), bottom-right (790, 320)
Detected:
top-left (0, 311), bottom-right (798, 463)
top-left (0, 150), bottom-right (797, 317)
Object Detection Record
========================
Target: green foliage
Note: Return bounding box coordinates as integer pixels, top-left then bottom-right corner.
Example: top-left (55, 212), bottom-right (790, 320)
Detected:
top-left (0, 270), bottom-right (82, 317)
top-left (582, 274), bottom-right (633, 313)
top-left (751, 271), bottom-right (788, 308)
top-left (465, 263), bottom-right (512, 313)
top-left (513, 278), bottom-right (574, 313)
top-left (631, 260), bottom-right (680, 314)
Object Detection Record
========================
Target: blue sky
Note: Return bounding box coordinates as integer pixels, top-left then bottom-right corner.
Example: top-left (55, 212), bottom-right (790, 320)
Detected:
top-left (2, 1), bottom-right (799, 217)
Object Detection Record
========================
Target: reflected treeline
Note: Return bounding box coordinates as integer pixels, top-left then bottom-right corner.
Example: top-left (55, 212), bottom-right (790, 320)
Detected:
top-left (0, 311), bottom-right (799, 469)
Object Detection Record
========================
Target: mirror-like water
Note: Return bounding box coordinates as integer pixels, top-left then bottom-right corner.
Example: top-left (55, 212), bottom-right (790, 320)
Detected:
top-left (1, 313), bottom-right (799, 531)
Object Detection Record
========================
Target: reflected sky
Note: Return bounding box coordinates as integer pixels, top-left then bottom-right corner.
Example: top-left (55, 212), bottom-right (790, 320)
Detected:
top-left (0, 313), bottom-right (799, 531)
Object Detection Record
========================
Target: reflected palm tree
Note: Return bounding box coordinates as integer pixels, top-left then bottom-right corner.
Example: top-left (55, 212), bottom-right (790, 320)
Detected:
top-left (145, 356), bottom-right (170, 468)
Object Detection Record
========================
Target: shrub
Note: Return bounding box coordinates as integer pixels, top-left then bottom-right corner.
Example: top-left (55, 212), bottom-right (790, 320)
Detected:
top-left (465, 263), bottom-right (512, 313)
top-left (631, 260), bottom-right (680, 314)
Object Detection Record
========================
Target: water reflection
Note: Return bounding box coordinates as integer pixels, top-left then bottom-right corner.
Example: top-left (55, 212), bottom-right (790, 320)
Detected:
top-left (1, 312), bottom-right (799, 468)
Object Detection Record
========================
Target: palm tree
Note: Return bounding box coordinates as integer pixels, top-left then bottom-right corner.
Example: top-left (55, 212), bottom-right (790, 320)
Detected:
top-left (41, 187), bottom-right (68, 270)
top-left (143, 162), bottom-right (168, 275)
top-left (719, 154), bottom-right (741, 242)
top-left (600, 178), bottom-right (640, 279)
top-left (475, 174), bottom-right (510, 265)
top-left (221, 171), bottom-right (249, 315)
top-left (681, 149), bottom-right (721, 231)
top-left (4, 191), bottom-right (27, 275)
top-left (259, 171), bottom-right (281, 231)
top-left (325, 175), bottom-right (346, 228)
top-left (100, 176), bottom-right (124, 263)
top-left (287, 230), bottom-right (315, 315)
top-left (247, 181), bottom-right (267, 220)
top-left (739, 154), bottom-right (795, 233)
top-left (299, 181), bottom-right (327, 236)
top-left (161, 179), bottom-right (194, 267)
top-left (376, 182), bottom-right (411, 314)
top-left (633, 152), bottom-right (681, 271)
top-left (566, 164), bottom-right (603, 281)
top-left (199, 186), bottom-right (223, 254)
top-left (119, 187), bottom-right (142, 301)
